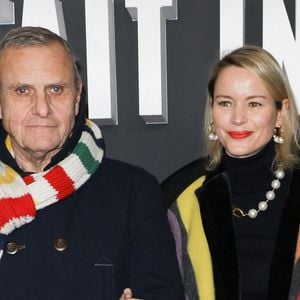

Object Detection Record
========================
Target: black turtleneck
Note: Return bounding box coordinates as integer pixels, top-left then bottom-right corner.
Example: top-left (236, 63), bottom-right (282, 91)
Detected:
top-left (223, 140), bottom-right (291, 300)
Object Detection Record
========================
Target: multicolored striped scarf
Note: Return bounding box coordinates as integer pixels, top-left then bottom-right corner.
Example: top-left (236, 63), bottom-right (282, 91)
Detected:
top-left (0, 119), bottom-right (104, 258)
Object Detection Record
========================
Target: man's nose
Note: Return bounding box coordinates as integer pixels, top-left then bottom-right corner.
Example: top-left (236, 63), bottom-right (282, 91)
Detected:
top-left (31, 91), bottom-right (51, 117)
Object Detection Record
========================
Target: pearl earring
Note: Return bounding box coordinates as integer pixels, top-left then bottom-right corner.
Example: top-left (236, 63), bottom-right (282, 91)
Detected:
top-left (208, 123), bottom-right (218, 141)
top-left (273, 126), bottom-right (285, 144)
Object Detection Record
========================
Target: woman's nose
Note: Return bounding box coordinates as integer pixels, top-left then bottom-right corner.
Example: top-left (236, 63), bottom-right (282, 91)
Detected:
top-left (231, 106), bottom-right (247, 125)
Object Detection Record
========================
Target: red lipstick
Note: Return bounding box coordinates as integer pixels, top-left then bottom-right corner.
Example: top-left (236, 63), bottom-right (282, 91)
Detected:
top-left (228, 131), bottom-right (252, 139)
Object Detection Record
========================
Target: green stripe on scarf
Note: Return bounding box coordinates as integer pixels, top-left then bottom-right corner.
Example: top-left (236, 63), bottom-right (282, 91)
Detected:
top-left (73, 142), bottom-right (99, 175)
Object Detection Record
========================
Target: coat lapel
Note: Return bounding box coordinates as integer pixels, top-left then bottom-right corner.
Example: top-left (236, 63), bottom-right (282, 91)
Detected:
top-left (289, 231), bottom-right (300, 300)
top-left (269, 168), bottom-right (300, 300)
top-left (196, 171), bottom-right (240, 300)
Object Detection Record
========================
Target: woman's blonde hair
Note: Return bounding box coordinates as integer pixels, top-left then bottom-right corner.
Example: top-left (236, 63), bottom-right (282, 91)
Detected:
top-left (204, 45), bottom-right (300, 170)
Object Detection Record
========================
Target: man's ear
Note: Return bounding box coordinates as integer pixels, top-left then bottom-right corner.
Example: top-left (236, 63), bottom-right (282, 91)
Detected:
top-left (75, 81), bottom-right (83, 116)
top-left (0, 101), bottom-right (3, 119)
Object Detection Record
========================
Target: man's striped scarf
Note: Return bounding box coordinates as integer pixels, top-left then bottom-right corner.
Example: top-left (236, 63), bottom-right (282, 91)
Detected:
top-left (0, 119), bottom-right (104, 258)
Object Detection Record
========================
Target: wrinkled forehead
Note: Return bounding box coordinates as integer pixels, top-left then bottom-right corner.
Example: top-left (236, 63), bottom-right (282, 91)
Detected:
top-left (0, 42), bottom-right (80, 88)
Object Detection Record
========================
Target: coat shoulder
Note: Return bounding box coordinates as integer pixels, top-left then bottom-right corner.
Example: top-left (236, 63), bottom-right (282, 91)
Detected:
top-left (99, 157), bottom-right (159, 186)
top-left (161, 157), bottom-right (209, 208)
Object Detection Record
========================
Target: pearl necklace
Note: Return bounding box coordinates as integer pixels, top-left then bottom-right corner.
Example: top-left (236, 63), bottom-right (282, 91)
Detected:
top-left (232, 169), bottom-right (285, 219)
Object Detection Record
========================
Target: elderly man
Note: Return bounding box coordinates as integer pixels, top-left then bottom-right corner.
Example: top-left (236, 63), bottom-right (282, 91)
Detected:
top-left (0, 27), bottom-right (184, 299)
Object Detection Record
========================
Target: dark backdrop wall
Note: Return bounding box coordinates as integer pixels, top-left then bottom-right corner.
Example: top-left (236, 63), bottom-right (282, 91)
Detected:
top-left (0, 0), bottom-right (295, 181)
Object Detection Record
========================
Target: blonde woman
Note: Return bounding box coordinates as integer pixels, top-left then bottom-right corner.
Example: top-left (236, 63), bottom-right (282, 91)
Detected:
top-left (163, 46), bottom-right (300, 300)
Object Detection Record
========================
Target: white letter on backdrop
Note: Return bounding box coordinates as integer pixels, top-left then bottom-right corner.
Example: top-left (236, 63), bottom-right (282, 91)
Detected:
top-left (22, 0), bottom-right (66, 38)
top-left (220, 0), bottom-right (244, 57)
top-left (263, 0), bottom-right (300, 109)
top-left (0, 0), bottom-right (14, 24)
top-left (85, 0), bottom-right (118, 124)
top-left (125, 0), bottom-right (177, 124)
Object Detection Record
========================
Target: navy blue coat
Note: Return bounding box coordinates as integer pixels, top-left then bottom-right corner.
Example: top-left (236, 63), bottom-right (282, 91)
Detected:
top-left (0, 157), bottom-right (184, 299)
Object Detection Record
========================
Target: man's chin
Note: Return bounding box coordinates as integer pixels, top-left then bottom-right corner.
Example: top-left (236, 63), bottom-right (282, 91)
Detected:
top-left (25, 144), bottom-right (61, 158)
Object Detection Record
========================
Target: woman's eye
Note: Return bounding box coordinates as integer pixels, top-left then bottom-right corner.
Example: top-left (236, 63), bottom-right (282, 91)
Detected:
top-left (249, 102), bottom-right (262, 107)
top-left (217, 101), bottom-right (231, 107)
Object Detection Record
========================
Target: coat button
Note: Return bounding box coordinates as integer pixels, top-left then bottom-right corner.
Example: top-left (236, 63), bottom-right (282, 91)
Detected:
top-left (5, 242), bottom-right (25, 255)
top-left (54, 238), bottom-right (67, 251)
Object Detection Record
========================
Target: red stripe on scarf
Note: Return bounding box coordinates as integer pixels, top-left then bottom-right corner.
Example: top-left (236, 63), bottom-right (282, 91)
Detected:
top-left (24, 175), bottom-right (35, 185)
top-left (0, 194), bottom-right (36, 227)
top-left (44, 166), bottom-right (75, 199)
